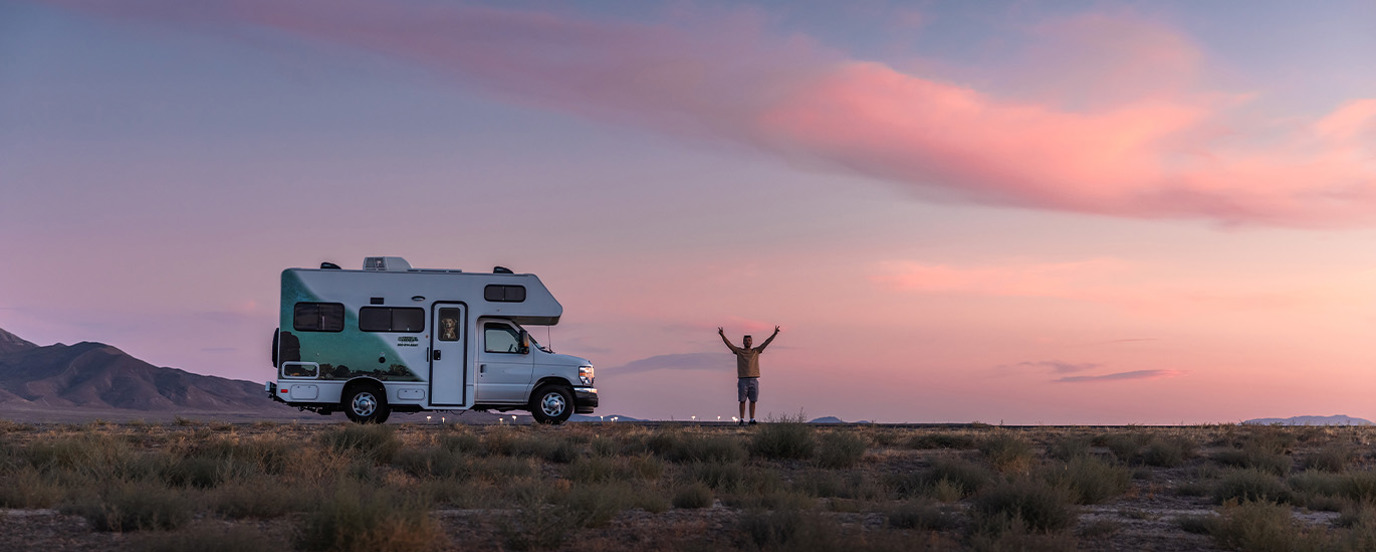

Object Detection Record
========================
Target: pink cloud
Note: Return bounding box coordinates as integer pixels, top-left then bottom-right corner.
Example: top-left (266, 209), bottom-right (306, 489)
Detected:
top-left (870, 259), bottom-right (1129, 298)
top-left (49, 0), bottom-right (1376, 226)
top-left (1056, 369), bottom-right (1182, 383)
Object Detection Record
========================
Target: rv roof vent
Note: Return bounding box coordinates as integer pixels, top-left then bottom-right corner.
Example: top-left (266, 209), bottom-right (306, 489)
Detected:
top-left (363, 256), bottom-right (412, 272)
top-left (320, 262), bottom-right (341, 270)
top-left (493, 266), bottom-right (514, 274)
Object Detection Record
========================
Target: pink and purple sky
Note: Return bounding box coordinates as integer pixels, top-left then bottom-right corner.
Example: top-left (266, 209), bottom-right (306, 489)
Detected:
top-left (3, 0), bottom-right (1375, 423)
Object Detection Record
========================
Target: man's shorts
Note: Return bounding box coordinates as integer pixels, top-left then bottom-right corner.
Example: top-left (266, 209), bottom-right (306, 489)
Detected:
top-left (737, 377), bottom-right (759, 402)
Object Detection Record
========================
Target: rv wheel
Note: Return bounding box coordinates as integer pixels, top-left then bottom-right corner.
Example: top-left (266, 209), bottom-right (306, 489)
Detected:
top-left (343, 386), bottom-right (390, 424)
top-left (530, 385), bottom-right (573, 425)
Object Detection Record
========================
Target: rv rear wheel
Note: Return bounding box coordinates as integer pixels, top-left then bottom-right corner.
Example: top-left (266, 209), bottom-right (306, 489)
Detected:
top-left (530, 385), bottom-right (573, 425)
top-left (343, 386), bottom-right (391, 424)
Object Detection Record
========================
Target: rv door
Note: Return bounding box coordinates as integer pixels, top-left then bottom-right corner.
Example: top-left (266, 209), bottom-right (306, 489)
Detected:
top-left (476, 319), bottom-right (534, 403)
top-left (429, 304), bottom-right (467, 406)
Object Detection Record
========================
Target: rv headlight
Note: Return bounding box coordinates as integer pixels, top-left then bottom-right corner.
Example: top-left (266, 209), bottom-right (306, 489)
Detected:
top-left (578, 365), bottom-right (594, 386)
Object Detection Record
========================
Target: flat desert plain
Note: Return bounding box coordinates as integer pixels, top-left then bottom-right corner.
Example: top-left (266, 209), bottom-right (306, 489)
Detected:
top-left (2, 420), bottom-right (1374, 551)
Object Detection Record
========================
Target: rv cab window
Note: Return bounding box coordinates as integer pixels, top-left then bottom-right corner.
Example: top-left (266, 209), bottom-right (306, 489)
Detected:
top-left (484, 323), bottom-right (522, 353)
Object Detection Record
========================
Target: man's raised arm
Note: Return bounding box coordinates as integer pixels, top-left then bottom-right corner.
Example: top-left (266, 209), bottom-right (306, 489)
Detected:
top-left (718, 327), bottom-right (741, 353)
top-left (756, 326), bottom-right (781, 351)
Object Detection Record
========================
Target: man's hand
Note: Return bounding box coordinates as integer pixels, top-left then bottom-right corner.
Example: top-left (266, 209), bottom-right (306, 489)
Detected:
top-left (717, 327), bottom-right (724, 335)
top-left (773, 325), bottom-right (781, 334)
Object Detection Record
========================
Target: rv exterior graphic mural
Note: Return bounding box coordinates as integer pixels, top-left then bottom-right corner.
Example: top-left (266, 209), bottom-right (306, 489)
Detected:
top-left (279, 270), bottom-right (424, 382)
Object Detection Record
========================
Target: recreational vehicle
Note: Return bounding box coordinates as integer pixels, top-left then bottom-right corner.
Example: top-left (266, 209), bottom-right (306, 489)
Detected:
top-left (266, 257), bottom-right (597, 424)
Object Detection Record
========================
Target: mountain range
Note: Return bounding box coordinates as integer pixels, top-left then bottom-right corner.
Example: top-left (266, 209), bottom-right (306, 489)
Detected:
top-left (0, 327), bottom-right (303, 421)
top-left (1242, 415), bottom-right (1373, 426)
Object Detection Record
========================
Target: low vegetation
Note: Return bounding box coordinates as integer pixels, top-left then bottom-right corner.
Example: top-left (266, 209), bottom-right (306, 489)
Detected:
top-left (4, 421), bottom-right (1376, 550)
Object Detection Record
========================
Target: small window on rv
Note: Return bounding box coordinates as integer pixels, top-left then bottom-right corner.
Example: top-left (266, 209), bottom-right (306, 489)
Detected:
top-left (359, 307), bottom-right (426, 333)
top-left (438, 308), bottom-right (461, 342)
top-left (484, 323), bottom-right (522, 353)
top-left (293, 303), bottom-right (344, 332)
top-left (484, 284), bottom-right (526, 302)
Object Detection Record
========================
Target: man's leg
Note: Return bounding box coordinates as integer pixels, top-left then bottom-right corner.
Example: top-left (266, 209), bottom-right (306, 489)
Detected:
top-left (739, 401), bottom-right (746, 422)
top-left (749, 401), bottom-right (757, 420)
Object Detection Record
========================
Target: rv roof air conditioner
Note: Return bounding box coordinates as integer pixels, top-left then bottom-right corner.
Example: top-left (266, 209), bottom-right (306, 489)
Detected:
top-left (494, 266), bottom-right (513, 274)
top-left (363, 256), bottom-right (412, 272)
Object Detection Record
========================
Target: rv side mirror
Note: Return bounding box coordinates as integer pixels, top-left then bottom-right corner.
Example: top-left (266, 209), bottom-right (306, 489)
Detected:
top-left (519, 330), bottom-right (531, 354)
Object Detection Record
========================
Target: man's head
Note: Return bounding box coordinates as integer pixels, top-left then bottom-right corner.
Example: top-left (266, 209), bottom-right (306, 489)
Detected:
top-left (743, 335), bottom-right (753, 348)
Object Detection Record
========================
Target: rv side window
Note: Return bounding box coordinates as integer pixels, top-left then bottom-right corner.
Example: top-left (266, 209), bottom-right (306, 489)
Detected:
top-left (484, 323), bottom-right (522, 353)
top-left (484, 285), bottom-right (526, 302)
top-left (293, 303), bottom-right (344, 332)
top-left (359, 307), bottom-right (426, 333)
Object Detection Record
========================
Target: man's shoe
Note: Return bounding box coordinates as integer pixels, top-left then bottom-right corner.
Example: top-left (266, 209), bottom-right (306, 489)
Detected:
top-left (749, 419), bottom-right (758, 425)
top-left (738, 420), bottom-right (745, 427)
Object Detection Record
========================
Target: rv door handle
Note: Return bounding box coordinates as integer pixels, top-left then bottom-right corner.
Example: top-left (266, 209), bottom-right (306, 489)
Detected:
top-left (433, 350), bottom-right (441, 361)
top-left (479, 364), bottom-right (486, 374)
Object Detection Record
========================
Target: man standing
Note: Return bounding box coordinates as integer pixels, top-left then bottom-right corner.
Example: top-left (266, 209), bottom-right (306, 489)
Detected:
top-left (718, 325), bottom-right (780, 426)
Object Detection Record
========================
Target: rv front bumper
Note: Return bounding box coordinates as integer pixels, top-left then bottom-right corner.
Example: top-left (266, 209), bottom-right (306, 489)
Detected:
top-left (574, 387), bottom-right (598, 414)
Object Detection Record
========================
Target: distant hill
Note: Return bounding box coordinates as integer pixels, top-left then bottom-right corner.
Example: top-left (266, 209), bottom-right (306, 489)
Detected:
top-left (0, 328), bottom-right (37, 356)
top-left (809, 416), bottom-right (872, 424)
top-left (1243, 415), bottom-right (1373, 426)
top-left (0, 327), bottom-right (303, 419)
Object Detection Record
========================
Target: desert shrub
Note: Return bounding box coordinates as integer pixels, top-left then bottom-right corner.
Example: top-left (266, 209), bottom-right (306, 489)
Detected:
top-left (567, 456), bottom-right (617, 484)
top-left (439, 432), bottom-right (481, 454)
top-left (392, 446), bottom-right (468, 479)
top-left (739, 508), bottom-right (842, 551)
top-left (209, 476), bottom-right (316, 519)
top-left (906, 432), bottom-right (978, 450)
top-left (1140, 436), bottom-right (1195, 467)
top-left (472, 456), bottom-right (537, 481)
top-left (589, 435), bottom-right (619, 457)
top-left (297, 483), bottom-right (442, 552)
top-left (1341, 471), bottom-right (1376, 503)
top-left (815, 431), bottom-right (867, 468)
top-left (0, 466), bottom-right (62, 508)
top-left (317, 424), bottom-right (400, 463)
top-left (890, 457), bottom-right (993, 500)
top-left (500, 503), bottom-right (578, 551)
top-left (1047, 436), bottom-right (1093, 461)
top-left (970, 480), bottom-right (1077, 534)
top-left (61, 482), bottom-right (194, 532)
top-left (131, 523), bottom-right (277, 552)
top-left (557, 482), bottom-right (637, 528)
top-left (751, 419), bottom-right (816, 461)
top-left (1045, 456), bottom-right (1131, 505)
top-left (1213, 446), bottom-right (1292, 476)
top-left (1214, 469), bottom-right (1290, 504)
top-left (649, 431), bottom-right (746, 464)
top-left (1303, 444), bottom-right (1354, 473)
top-left (1099, 432), bottom-right (1149, 463)
top-left (688, 460), bottom-right (745, 491)
top-left (626, 454), bottom-right (664, 480)
top-left (1206, 500), bottom-right (1325, 552)
top-left (886, 499), bottom-right (959, 530)
top-left (188, 437), bottom-right (293, 475)
top-left (979, 433), bottom-right (1035, 474)
top-left (1290, 470), bottom-right (1345, 497)
top-left (673, 482), bottom-right (714, 509)
top-left (26, 434), bottom-right (142, 479)
top-left (162, 454), bottom-right (258, 489)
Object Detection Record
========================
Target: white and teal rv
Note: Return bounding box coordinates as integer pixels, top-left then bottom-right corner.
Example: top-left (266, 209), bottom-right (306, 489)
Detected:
top-left (266, 257), bottom-right (597, 424)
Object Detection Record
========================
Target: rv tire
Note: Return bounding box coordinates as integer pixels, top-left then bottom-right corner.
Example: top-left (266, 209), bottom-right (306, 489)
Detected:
top-left (530, 385), bottom-right (573, 425)
top-left (343, 385), bottom-right (390, 424)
